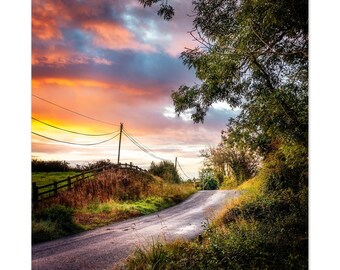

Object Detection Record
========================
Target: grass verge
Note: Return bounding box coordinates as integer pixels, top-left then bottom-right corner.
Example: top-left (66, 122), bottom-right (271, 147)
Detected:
top-left (124, 170), bottom-right (308, 269)
top-left (32, 170), bottom-right (196, 244)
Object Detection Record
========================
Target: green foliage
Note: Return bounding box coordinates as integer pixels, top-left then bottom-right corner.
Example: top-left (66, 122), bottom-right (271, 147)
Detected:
top-left (149, 161), bottom-right (181, 183)
top-left (32, 171), bottom-right (196, 243)
top-left (88, 197), bottom-right (174, 216)
top-left (220, 176), bottom-right (238, 189)
top-left (169, 0), bottom-right (308, 152)
top-left (134, 1), bottom-right (308, 268)
top-left (33, 204), bottom-right (83, 244)
top-left (259, 143), bottom-right (308, 192)
top-left (139, 0), bottom-right (175, 20)
top-left (197, 168), bottom-right (219, 190)
top-left (125, 174), bottom-right (308, 270)
top-left (32, 171), bottom-right (79, 186)
top-left (200, 142), bottom-right (260, 185)
top-left (204, 178), bottom-right (219, 190)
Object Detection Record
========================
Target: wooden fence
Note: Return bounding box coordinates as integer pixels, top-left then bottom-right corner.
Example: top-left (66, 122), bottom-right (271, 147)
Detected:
top-left (32, 162), bottom-right (147, 203)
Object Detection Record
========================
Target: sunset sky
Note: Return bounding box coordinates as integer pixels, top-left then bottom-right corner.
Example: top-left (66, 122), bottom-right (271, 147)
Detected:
top-left (31, 0), bottom-right (239, 178)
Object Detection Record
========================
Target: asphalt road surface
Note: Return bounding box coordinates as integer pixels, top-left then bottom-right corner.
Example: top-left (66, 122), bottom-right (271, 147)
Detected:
top-left (32, 190), bottom-right (240, 270)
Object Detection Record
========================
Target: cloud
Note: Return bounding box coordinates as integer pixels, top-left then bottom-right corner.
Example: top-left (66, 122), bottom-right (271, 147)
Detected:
top-left (32, 45), bottom-right (113, 67)
top-left (32, 0), bottom-right (67, 41)
top-left (82, 21), bottom-right (156, 52)
top-left (31, 0), bottom-right (233, 178)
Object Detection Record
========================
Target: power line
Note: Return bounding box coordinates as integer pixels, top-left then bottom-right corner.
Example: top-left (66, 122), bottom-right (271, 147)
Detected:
top-left (32, 131), bottom-right (119, 146)
top-left (122, 128), bottom-right (169, 161)
top-left (177, 161), bottom-right (190, 179)
top-left (123, 131), bottom-right (166, 161)
top-left (32, 94), bottom-right (119, 126)
top-left (32, 117), bottom-right (119, 136)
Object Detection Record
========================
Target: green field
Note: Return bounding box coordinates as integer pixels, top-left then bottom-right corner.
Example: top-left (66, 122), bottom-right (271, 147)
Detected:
top-left (32, 171), bottom-right (80, 186)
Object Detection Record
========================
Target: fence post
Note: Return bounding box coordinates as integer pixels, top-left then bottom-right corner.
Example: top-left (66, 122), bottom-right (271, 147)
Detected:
top-left (32, 182), bottom-right (38, 203)
top-left (53, 181), bottom-right (58, 196)
top-left (130, 162), bottom-right (133, 169)
top-left (67, 177), bottom-right (71, 190)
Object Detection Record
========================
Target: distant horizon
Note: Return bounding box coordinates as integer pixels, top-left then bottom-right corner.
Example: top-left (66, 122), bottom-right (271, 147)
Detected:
top-left (31, 0), bottom-right (238, 179)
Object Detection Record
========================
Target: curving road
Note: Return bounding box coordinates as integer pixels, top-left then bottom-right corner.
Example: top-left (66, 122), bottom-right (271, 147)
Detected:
top-left (32, 190), bottom-right (240, 270)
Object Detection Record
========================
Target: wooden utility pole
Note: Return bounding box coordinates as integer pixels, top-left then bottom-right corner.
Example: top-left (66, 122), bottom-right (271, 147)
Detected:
top-left (117, 122), bottom-right (123, 164)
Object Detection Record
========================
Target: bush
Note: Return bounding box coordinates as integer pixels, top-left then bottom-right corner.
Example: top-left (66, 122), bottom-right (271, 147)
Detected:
top-left (204, 179), bottom-right (219, 190)
top-left (33, 204), bottom-right (83, 243)
top-left (149, 161), bottom-right (181, 183)
top-left (126, 187), bottom-right (308, 270)
top-left (125, 160), bottom-right (308, 270)
top-left (32, 159), bottom-right (70, 172)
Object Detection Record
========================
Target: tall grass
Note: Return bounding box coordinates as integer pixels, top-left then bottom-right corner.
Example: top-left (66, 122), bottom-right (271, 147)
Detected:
top-left (36, 169), bottom-right (194, 209)
top-left (124, 165), bottom-right (308, 270)
top-left (32, 168), bottom-right (196, 243)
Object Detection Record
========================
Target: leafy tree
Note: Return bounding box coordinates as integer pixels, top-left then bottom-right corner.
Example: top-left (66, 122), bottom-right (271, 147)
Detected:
top-left (138, 0), bottom-right (174, 20)
top-left (175, 0), bottom-right (307, 148)
top-left (200, 142), bottom-right (260, 185)
top-left (149, 160), bottom-right (181, 183)
top-left (140, 0), bottom-right (307, 153)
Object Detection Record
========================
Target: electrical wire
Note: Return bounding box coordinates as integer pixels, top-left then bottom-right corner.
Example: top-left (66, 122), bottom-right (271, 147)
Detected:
top-left (32, 131), bottom-right (119, 146)
top-left (32, 94), bottom-right (119, 126)
top-left (177, 161), bottom-right (190, 179)
top-left (32, 117), bottom-right (119, 137)
top-left (124, 132), bottom-right (166, 161)
top-left (122, 128), bottom-right (169, 161)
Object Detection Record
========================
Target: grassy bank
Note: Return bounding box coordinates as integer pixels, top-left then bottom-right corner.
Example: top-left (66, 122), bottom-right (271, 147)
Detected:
top-left (32, 171), bottom-right (79, 186)
top-left (32, 169), bottom-right (196, 244)
top-left (124, 164), bottom-right (308, 269)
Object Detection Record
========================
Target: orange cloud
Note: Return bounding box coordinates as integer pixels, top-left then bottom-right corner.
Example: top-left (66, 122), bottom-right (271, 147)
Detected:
top-left (32, 16), bottom-right (62, 40)
top-left (82, 21), bottom-right (155, 52)
top-left (32, 77), bottom-right (154, 97)
top-left (32, 48), bottom-right (80, 66)
top-left (32, 0), bottom-right (70, 40)
top-left (32, 78), bottom-right (111, 89)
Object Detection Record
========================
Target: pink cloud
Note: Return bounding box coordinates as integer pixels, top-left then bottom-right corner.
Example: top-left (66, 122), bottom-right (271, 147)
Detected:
top-left (82, 21), bottom-right (156, 52)
top-left (32, 46), bottom-right (113, 67)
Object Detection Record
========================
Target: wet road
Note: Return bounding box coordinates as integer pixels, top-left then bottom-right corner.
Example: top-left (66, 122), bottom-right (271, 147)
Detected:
top-left (32, 190), bottom-right (240, 270)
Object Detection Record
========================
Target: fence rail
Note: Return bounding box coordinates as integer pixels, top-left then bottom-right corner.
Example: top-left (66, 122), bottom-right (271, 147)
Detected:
top-left (32, 162), bottom-right (147, 203)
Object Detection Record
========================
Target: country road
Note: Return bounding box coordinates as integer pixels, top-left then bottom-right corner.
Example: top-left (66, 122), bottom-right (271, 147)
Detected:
top-left (32, 190), bottom-right (240, 270)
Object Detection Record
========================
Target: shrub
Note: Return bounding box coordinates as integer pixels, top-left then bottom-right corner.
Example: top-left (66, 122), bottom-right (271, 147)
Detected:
top-left (149, 161), bottom-right (181, 183)
top-left (204, 178), bottom-right (219, 190)
top-left (125, 162), bottom-right (308, 270)
top-left (32, 204), bottom-right (83, 244)
top-left (32, 159), bottom-right (70, 172)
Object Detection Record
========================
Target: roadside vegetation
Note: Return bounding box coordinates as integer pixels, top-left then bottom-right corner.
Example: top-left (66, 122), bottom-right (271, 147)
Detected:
top-left (125, 150), bottom-right (308, 269)
top-left (124, 0), bottom-right (308, 269)
top-left (32, 160), bottom-right (196, 244)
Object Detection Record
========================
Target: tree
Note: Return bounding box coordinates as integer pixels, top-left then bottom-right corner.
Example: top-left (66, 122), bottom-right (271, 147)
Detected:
top-left (140, 0), bottom-right (308, 192)
top-left (200, 141), bottom-right (260, 185)
top-left (149, 160), bottom-right (181, 183)
top-left (138, 0), bottom-right (174, 20)
top-left (140, 0), bottom-right (308, 154)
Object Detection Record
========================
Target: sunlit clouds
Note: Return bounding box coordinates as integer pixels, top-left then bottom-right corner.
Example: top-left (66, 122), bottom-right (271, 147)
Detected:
top-left (32, 0), bottom-right (238, 178)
